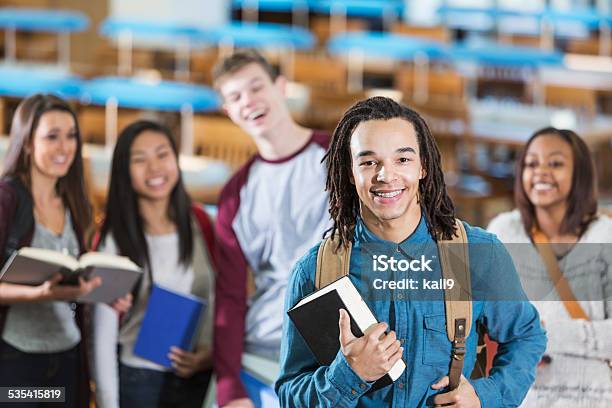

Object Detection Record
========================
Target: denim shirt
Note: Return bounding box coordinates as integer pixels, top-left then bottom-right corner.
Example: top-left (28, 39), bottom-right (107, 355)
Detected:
top-left (276, 216), bottom-right (547, 407)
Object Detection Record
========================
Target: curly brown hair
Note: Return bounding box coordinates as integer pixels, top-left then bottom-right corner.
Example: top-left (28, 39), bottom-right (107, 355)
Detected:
top-left (323, 96), bottom-right (456, 249)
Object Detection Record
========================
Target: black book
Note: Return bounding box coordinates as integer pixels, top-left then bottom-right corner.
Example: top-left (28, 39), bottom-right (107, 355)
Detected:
top-left (287, 276), bottom-right (405, 391)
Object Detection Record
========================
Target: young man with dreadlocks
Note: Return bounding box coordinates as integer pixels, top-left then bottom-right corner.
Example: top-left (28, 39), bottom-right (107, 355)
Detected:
top-left (212, 49), bottom-right (331, 407)
top-left (276, 97), bottom-right (546, 407)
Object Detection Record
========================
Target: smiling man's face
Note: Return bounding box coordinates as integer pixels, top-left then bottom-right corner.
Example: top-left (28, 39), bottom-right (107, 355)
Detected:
top-left (350, 117), bottom-right (424, 226)
top-left (218, 62), bottom-right (286, 140)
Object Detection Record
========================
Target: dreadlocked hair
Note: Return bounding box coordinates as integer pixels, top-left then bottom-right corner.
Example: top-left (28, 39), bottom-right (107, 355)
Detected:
top-left (322, 96), bottom-right (457, 249)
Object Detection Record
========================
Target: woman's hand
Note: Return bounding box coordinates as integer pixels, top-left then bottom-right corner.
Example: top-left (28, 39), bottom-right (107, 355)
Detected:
top-left (168, 345), bottom-right (212, 378)
top-left (37, 273), bottom-right (102, 301)
top-left (111, 293), bottom-right (133, 314)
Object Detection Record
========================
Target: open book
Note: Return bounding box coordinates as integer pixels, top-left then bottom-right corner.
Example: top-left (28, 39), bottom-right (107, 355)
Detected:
top-left (288, 276), bottom-right (406, 391)
top-left (0, 247), bottom-right (142, 304)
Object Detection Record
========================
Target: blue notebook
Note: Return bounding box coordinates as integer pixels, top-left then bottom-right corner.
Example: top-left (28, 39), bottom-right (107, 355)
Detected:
top-left (240, 370), bottom-right (280, 408)
top-left (134, 284), bottom-right (206, 368)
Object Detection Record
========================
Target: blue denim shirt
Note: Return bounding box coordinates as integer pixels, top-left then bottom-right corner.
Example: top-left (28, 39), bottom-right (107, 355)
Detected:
top-left (276, 217), bottom-right (547, 407)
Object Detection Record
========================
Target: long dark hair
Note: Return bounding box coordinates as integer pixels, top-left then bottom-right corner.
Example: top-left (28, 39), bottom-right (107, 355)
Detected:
top-left (515, 126), bottom-right (597, 237)
top-left (323, 96), bottom-right (456, 248)
top-left (99, 120), bottom-right (193, 268)
top-left (1, 93), bottom-right (91, 231)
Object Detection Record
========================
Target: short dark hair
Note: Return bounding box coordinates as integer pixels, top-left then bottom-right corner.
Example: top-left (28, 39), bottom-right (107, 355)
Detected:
top-left (2, 93), bottom-right (91, 232)
top-left (323, 96), bottom-right (456, 248)
top-left (515, 126), bottom-right (598, 237)
top-left (212, 49), bottom-right (278, 89)
top-left (99, 120), bottom-right (193, 269)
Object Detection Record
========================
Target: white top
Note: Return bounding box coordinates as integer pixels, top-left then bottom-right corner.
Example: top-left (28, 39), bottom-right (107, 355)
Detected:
top-left (91, 230), bottom-right (214, 408)
top-left (115, 233), bottom-right (194, 369)
top-left (487, 209), bottom-right (612, 407)
top-left (217, 133), bottom-right (331, 358)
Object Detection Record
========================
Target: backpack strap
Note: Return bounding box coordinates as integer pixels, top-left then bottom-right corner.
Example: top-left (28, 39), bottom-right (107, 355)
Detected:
top-left (437, 218), bottom-right (471, 390)
top-left (315, 233), bottom-right (351, 290)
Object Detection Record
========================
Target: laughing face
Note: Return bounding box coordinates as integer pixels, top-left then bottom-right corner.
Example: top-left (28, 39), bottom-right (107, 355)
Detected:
top-left (218, 62), bottom-right (287, 140)
top-left (350, 118), bottom-right (425, 226)
top-left (129, 130), bottom-right (180, 202)
top-left (30, 110), bottom-right (77, 180)
top-left (522, 133), bottom-right (574, 210)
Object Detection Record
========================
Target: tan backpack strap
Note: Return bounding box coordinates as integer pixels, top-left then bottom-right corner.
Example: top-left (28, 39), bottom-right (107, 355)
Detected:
top-left (437, 218), bottom-right (471, 390)
top-left (315, 234), bottom-right (352, 290)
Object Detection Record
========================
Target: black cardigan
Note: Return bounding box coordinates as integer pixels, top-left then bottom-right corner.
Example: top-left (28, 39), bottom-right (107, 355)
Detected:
top-left (0, 177), bottom-right (91, 407)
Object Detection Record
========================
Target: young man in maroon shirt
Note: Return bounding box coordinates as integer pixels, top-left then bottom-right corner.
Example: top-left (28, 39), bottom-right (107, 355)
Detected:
top-left (212, 49), bottom-right (331, 408)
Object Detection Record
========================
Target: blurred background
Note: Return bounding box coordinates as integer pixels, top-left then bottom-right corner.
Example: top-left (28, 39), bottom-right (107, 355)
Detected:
top-left (0, 0), bottom-right (610, 227)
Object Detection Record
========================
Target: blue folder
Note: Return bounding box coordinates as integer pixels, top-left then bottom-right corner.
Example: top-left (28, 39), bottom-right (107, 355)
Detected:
top-left (240, 370), bottom-right (280, 408)
top-left (134, 284), bottom-right (206, 368)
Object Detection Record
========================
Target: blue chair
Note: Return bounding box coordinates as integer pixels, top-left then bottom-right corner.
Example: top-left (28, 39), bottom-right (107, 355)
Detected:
top-left (328, 31), bottom-right (447, 61)
top-left (0, 65), bottom-right (82, 99)
top-left (446, 5), bottom-right (611, 56)
top-left (449, 42), bottom-right (563, 68)
top-left (327, 31), bottom-right (448, 92)
top-left (541, 7), bottom-right (612, 57)
top-left (495, 8), bottom-right (543, 37)
top-left (448, 41), bottom-right (563, 102)
top-left (542, 7), bottom-right (608, 39)
top-left (232, 0), bottom-right (310, 26)
top-left (233, 0), bottom-right (306, 13)
top-left (80, 76), bottom-right (219, 154)
top-left (310, 0), bottom-right (405, 32)
top-left (496, 7), bottom-right (610, 43)
top-left (437, 5), bottom-right (497, 32)
top-left (100, 18), bottom-right (202, 40)
top-left (311, 0), bottom-right (404, 19)
top-left (99, 18), bottom-right (211, 80)
top-left (0, 7), bottom-right (88, 67)
top-left (204, 22), bottom-right (315, 79)
top-left (206, 22), bottom-right (315, 50)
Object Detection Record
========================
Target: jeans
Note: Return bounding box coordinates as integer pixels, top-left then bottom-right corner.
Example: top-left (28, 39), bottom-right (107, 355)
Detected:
top-left (0, 338), bottom-right (79, 408)
top-left (119, 363), bottom-right (212, 408)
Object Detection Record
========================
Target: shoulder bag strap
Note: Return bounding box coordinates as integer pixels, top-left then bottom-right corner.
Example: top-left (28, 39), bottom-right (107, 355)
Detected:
top-left (531, 229), bottom-right (589, 320)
